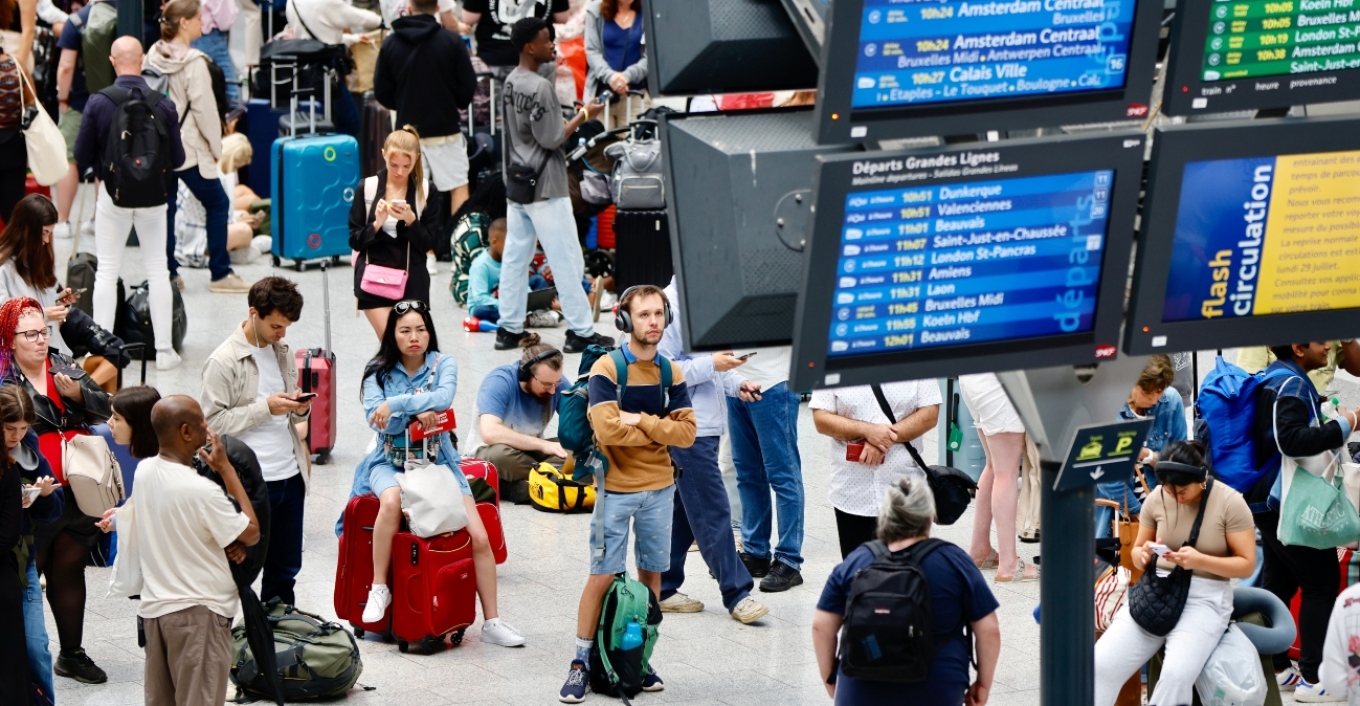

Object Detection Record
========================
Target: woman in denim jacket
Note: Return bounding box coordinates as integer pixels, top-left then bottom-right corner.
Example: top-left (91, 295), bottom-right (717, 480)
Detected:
top-left (349, 300), bottom-right (525, 647)
top-left (1095, 354), bottom-right (1189, 537)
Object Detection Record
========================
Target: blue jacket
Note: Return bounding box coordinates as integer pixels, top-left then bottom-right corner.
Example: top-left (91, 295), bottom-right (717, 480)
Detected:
top-left (346, 351), bottom-right (460, 502)
top-left (73, 74), bottom-right (186, 182)
top-left (660, 280), bottom-right (741, 438)
top-left (1118, 387), bottom-right (1189, 459)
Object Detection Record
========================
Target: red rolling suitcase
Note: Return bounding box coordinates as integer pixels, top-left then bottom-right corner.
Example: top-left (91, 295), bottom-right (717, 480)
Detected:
top-left (298, 262), bottom-right (338, 464)
top-left (390, 530), bottom-right (477, 653)
top-left (460, 458), bottom-right (507, 564)
top-left (334, 494), bottom-right (391, 637)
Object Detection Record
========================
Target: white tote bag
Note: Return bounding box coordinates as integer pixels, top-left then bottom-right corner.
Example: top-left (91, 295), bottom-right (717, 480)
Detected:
top-left (394, 433), bottom-right (468, 538)
top-left (19, 70), bottom-right (67, 187)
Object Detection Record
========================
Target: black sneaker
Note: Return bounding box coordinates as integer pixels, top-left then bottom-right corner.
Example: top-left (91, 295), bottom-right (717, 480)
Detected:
top-left (759, 562), bottom-right (803, 593)
top-left (740, 552), bottom-right (771, 579)
top-left (55, 649), bottom-right (107, 684)
top-left (564, 330), bottom-right (616, 353)
top-left (495, 328), bottom-right (540, 350)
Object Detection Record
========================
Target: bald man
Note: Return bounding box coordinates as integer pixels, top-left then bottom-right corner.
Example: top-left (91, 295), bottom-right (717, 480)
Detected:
top-left (119, 395), bottom-right (258, 706)
top-left (73, 35), bottom-right (187, 371)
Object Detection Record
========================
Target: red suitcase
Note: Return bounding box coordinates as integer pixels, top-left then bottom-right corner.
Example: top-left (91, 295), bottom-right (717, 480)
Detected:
top-left (460, 458), bottom-right (507, 564)
top-left (390, 530), bottom-right (477, 653)
top-left (334, 494), bottom-right (391, 637)
top-left (298, 263), bottom-right (337, 464)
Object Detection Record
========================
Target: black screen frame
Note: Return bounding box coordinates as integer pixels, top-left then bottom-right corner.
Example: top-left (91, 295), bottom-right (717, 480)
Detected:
top-left (1163, 0), bottom-right (1360, 115)
top-left (791, 132), bottom-right (1145, 391)
top-left (1125, 116), bottom-right (1360, 355)
top-left (811, 0), bottom-right (1164, 145)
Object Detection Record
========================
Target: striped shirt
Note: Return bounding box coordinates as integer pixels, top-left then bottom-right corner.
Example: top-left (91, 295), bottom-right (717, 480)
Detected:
top-left (587, 346), bottom-right (697, 493)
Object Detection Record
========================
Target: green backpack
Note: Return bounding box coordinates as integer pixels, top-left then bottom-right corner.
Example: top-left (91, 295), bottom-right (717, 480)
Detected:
top-left (589, 574), bottom-right (661, 702)
top-left (72, 1), bottom-right (118, 93)
top-left (449, 211), bottom-right (491, 307)
top-left (229, 601), bottom-right (363, 701)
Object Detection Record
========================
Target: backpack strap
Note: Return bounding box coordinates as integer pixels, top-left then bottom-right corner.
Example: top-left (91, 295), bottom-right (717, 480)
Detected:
top-left (608, 348), bottom-right (628, 406)
top-left (865, 539), bottom-right (890, 561)
top-left (657, 353), bottom-right (671, 411)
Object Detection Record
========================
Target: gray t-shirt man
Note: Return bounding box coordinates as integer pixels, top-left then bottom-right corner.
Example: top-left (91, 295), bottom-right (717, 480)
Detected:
top-left (502, 66), bottom-right (569, 201)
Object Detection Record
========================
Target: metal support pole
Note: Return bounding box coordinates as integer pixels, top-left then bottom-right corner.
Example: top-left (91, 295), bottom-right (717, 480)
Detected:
top-left (116, 0), bottom-right (144, 43)
top-left (1040, 460), bottom-right (1095, 706)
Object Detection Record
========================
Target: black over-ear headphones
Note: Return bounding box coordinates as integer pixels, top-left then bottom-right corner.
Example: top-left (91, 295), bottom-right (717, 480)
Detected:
top-left (518, 348), bottom-right (563, 384)
top-left (614, 286), bottom-right (674, 333)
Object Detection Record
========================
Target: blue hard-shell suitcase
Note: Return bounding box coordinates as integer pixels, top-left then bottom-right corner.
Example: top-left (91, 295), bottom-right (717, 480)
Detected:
top-left (271, 134), bottom-right (358, 270)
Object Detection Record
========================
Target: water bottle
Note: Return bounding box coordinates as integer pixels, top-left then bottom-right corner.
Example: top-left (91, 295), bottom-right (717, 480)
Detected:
top-left (620, 621), bottom-right (643, 651)
top-left (1321, 396), bottom-right (1341, 423)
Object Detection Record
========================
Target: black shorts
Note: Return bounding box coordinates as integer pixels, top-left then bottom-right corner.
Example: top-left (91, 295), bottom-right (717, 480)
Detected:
top-left (33, 486), bottom-right (100, 554)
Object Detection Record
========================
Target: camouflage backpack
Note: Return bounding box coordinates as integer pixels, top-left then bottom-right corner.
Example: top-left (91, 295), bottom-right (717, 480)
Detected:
top-left (450, 211), bottom-right (492, 307)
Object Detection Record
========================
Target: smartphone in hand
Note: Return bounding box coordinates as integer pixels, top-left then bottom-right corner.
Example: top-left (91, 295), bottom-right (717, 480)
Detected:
top-left (295, 392), bottom-right (318, 403)
top-left (1148, 542), bottom-right (1171, 557)
top-left (846, 441), bottom-right (865, 462)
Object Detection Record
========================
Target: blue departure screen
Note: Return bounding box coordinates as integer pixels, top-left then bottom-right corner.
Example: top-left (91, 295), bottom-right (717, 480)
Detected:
top-left (852, 0), bottom-right (1136, 109)
top-left (826, 170), bottom-right (1112, 358)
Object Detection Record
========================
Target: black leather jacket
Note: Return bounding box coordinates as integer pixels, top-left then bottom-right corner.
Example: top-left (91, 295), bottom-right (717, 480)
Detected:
top-left (4, 352), bottom-right (112, 435)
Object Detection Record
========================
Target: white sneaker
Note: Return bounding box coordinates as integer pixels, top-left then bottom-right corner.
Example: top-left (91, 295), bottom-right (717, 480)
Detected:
top-left (729, 596), bottom-right (769, 624)
top-left (1295, 681), bottom-right (1345, 702)
top-left (361, 584), bottom-right (391, 623)
top-left (426, 252), bottom-right (439, 275)
top-left (659, 592), bottom-right (703, 613)
top-left (155, 349), bottom-right (182, 371)
top-left (1278, 667), bottom-right (1304, 691)
top-left (53, 222), bottom-right (72, 239)
top-left (480, 618), bottom-right (526, 647)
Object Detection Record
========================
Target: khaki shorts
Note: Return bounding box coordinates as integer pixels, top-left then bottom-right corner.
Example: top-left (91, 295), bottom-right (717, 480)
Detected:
top-left (420, 134), bottom-right (469, 193)
top-left (59, 107), bottom-right (82, 162)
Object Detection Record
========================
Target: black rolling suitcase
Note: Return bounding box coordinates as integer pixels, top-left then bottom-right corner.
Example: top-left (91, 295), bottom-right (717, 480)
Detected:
top-left (611, 210), bottom-right (673, 292)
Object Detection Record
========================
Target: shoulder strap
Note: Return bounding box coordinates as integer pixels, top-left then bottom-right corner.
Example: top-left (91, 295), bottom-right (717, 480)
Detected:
top-left (1185, 478), bottom-right (1214, 548)
top-left (905, 537), bottom-right (949, 563)
top-left (865, 539), bottom-right (890, 561)
top-left (870, 383), bottom-right (931, 471)
top-left (609, 348), bottom-right (628, 406)
top-left (289, 0), bottom-right (324, 43)
top-left (100, 84), bottom-right (131, 106)
top-left (657, 353), bottom-right (671, 410)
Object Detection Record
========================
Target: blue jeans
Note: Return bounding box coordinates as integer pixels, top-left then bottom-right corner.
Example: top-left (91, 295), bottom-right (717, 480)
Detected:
top-left (500, 198), bottom-right (594, 336)
top-left (263, 474), bottom-right (305, 605)
top-left (191, 29), bottom-right (240, 104)
top-left (24, 556), bottom-right (54, 702)
top-left (166, 168), bottom-right (232, 280)
top-left (470, 304), bottom-right (500, 323)
top-left (589, 485), bottom-right (676, 575)
top-left (663, 436), bottom-right (754, 612)
top-left (727, 382), bottom-right (804, 570)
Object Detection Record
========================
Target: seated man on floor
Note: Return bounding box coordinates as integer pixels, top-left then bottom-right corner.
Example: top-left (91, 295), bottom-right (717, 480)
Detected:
top-left (467, 342), bottom-right (571, 503)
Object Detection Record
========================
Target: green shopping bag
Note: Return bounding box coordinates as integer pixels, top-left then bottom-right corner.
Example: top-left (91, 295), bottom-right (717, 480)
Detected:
top-left (1278, 464), bottom-right (1360, 550)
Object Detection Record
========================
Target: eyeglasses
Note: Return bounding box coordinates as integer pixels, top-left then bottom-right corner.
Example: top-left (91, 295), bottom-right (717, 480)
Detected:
top-left (393, 300), bottom-right (428, 315)
top-left (14, 328), bottom-right (50, 343)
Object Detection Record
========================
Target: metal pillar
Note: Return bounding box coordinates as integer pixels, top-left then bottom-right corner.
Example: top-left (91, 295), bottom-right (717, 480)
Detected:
top-left (117, 0), bottom-right (143, 43)
top-left (1039, 462), bottom-right (1095, 706)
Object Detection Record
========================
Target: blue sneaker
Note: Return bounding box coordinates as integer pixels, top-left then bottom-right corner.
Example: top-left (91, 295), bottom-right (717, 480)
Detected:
top-left (559, 660), bottom-right (589, 703)
top-left (641, 667), bottom-right (664, 692)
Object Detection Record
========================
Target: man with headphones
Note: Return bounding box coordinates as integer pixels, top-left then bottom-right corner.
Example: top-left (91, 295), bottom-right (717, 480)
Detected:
top-left (559, 284), bottom-right (696, 703)
top-left (465, 342), bottom-right (572, 504)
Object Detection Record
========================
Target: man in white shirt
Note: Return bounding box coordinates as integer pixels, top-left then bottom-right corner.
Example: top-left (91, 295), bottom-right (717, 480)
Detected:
top-left (725, 347), bottom-right (806, 592)
top-left (130, 396), bottom-right (260, 706)
top-left (809, 382), bottom-right (940, 558)
top-left (200, 277), bottom-right (312, 605)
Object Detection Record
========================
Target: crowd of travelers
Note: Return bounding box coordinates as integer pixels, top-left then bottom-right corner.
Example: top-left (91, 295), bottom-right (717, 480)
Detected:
top-left (0, 0), bottom-right (1354, 704)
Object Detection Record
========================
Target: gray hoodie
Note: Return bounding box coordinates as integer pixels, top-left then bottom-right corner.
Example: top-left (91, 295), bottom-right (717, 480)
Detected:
top-left (145, 41), bottom-right (222, 179)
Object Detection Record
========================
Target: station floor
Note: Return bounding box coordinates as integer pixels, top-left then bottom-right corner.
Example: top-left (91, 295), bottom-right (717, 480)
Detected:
top-left (48, 234), bottom-right (1350, 706)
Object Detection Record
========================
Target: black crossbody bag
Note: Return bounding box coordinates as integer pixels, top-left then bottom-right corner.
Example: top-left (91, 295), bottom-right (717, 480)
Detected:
top-left (869, 385), bottom-right (977, 525)
top-left (1126, 478), bottom-right (1213, 636)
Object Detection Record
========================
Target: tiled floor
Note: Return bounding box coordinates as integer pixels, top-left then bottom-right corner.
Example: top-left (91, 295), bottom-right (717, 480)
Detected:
top-left (47, 232), bottom-right (1352, 705)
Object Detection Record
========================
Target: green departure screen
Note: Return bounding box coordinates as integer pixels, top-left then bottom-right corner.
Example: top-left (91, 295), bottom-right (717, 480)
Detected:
top-left (1201, 0), bottom-right (1360, 81)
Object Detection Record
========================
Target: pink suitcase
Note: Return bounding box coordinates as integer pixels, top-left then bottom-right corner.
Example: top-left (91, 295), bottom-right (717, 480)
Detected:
top-left (297, 263), bottom-right (337, 463)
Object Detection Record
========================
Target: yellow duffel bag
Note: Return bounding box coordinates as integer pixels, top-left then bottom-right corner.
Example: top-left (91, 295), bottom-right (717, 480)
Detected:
top-left (529, 461), bottom-right (595, 513)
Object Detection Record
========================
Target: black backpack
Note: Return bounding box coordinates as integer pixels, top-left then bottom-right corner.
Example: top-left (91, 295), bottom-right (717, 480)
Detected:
top-left (839, 538), bottom-right (971, 683)
top-left (98, 85), bottom-right (172, 207)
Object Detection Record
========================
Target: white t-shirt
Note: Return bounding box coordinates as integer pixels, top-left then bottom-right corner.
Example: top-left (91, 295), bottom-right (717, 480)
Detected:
top-left (132, 456), bottom-right (250, 619)
top-left (809, 381), bottom-right (943, 517)
top-left (733, 346), bottom-right (792, 390)
top-left (235, 344), bottom-right (300, 482)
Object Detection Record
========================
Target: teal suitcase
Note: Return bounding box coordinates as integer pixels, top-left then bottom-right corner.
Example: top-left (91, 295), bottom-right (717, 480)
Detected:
top-left (271, 134), bottom-right (358, 270)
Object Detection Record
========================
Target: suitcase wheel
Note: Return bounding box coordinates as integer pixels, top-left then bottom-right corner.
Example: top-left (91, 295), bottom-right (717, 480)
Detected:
top-left (314, 448), bottom-right (331, 465)
top-left (295, 260), bottom-right (305, 272)
top-left (423, 636), bottom-right (446, 653)
top-left (398, 639), bottom-right (409, 653)
top-left (451, 629), bottom-right (465, 646)
top-left (271, 255), bottom-right (280, 267)
top-left (353, 626), bottom-right (365, 638)
top-left (332, 255), bottom-right (341, 265)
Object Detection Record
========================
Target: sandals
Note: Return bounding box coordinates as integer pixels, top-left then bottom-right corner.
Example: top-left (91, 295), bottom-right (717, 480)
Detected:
top-left (973, 550), bottom-right (999, 570)
top-left (995, 559), bottom-right (1040, 583)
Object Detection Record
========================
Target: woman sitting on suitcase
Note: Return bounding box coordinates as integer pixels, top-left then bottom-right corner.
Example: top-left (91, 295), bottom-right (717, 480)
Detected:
top-left (350, 128), bottom-right (444, 339)
top-left (0, 296), bottom-right (113, 684)
top-left (352, 299), bottom-right (526, 647)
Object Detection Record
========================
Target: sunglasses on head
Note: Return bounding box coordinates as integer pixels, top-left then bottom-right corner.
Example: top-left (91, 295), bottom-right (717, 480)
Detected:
top-left (393, 300), bottom-right (429, 315)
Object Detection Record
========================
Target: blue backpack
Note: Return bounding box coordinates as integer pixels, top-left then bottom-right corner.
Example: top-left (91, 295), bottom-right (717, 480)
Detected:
top-left (557, 346), bottom-right (671, 481)
top-left (1197, 357), bottom-right (1300, 502)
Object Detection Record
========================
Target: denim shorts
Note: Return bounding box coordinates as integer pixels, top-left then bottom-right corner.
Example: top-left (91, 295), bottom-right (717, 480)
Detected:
top-left (589, 485), bottom-right (676, 575)
top-left (370, 461), bottom-right (472, 497)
